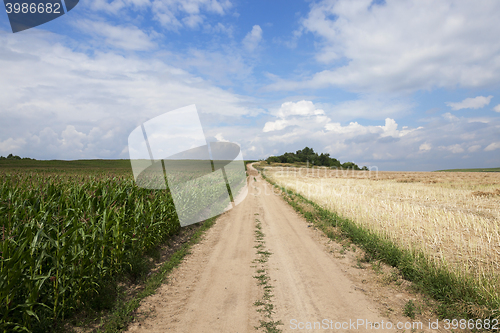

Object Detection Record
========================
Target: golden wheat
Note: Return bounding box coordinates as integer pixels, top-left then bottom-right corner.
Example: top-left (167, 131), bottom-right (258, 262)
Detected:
top-left (265, 166), bottom-right (500, 295)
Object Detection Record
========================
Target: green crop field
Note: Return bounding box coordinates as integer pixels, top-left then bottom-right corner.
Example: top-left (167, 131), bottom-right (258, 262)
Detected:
top-left (0, 158), bottom-right (251, 332)
top-left (0, 159), bottom-right (133, 171)
top-left (0, 160), bottom-right (179, 332)
top-left (436, 167), bottom-right (500, 172)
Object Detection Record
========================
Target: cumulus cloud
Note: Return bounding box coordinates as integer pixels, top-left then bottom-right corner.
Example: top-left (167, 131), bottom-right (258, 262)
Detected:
top-left (494, 104), bottom-right (500, 113)
top-left (263, 119), bottom-right (288, 133)
top-left (443, 112), bottom-right (459, 122)
top-left (263, 101), bottom-right (420, 140)
top-left (170, 48), bottom-right (253, 86)
top-left (263, 100), bottom-right (329, 133)
top-left (485, 142), bottom-right (500, 151)
top-left (214, 133), bottom-right (229, 142)
top-left (252, 99), bottom-right (500, 170)
top-left (325, 118), bottom-right (420, 138)
top-left (315, 96), bottom-right (414, 122)
top-left (468, 145), bottom-right (481, 152)
top-left (242, 25), bottom-right (263, 51)
top-left (153, 0), bottom-right (233, 30)
top-left (276, 100), bottom-right (324, 118)
top-left (77, 20), bottom-right (157, 51)
top-left (268, 0), bottom-right (500, 93)
top-left (207, 22), bottom-right (233, 37)
top-left (440, 144), bottom-right (465, 154)
top-left (419, 142), bottom-right (432, 152)
top-left (87, 0), bottom-right (233, 31)
top-left (88, 0), bottom-right (151, 15)
top-left (446, 95), bottom-right (493, 110)
top-left (0, 137), bottom-right (26, 153)
top-left (61, 125), bottom-right (86, 151)
top-left (0, 32), bottom-right (260, 159)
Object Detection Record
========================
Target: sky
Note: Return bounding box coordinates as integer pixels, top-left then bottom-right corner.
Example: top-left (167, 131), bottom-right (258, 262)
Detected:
top-left (1, 0), bottom-right (499, 171)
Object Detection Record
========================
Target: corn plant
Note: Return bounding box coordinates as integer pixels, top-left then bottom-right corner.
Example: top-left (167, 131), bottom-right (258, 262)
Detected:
top-left (0, 169), bottom-right (180, 332)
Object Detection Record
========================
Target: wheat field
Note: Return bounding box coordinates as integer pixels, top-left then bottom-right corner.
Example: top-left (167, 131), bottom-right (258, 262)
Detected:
top-left (264, 166), bottom-right (500, 298)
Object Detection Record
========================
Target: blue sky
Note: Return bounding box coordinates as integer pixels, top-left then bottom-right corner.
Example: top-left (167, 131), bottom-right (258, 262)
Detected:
top-left (1, 0), bottom-right (499, 171)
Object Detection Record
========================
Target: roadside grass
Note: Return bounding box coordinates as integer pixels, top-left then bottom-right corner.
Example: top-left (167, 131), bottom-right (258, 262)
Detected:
top-left (260, 172), bottom-right (500, 323)
top-left (403, 300), bottom-right (418, 319)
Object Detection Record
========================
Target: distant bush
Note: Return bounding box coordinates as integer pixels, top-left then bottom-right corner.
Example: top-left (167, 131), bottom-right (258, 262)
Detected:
top-left (265, 147), bottom-right (367, 170)
top-left (0, 153), bottom-right (35, 160)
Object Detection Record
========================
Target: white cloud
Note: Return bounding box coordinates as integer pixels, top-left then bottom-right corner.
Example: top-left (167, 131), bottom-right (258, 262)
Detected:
top-left (419, 142), bottom-right (432, 152)
top-left (447, 144), bottom-right (465, 154)
top-left (86, 0), bottom-right (232, 33)
top-left (325, 121), bottom-right (363, 135)
top-left (276, 100), bottom-right (324, 118)
top-left (269, 0), bottom-right (500, 93)
top-left (214, 133), bottom-right (229, 142)
top-left (380, 118), bottom-right (398, 137)
top-left (460, 133), bottom-right (475, 140)
top-left (0, 32), bottom-right (260, 159)
top-left (325, 118), bottom-right (420, 138)
top-left (182, 14), bottom-right (204, 29)
top-left (468, 145), bottom-right (481, 152)
top-left (446, 95), bottom-right (493, 110)
top-left (263, 100), bottom-right (329, 133)
top-left (148, 0), bottom-right (232, 30)
top-left (77, 20), bottom-right (157, 51)
top-left (88, 0), bottom-right (151, 15)
top-left (61, 125), bottom-right (87, 151)
top-left (467, 117), bottom-right (490, 124)
top-left (263, 119), bottom-right (288, 133)
top-left (317, 96), bottom-right (413, 122)
top-left (250, 97), bottom-right (500, 169)
top-left (494, 104), bottom-right (500, 113)
top-left (262, 101), bottom-right (420, 145)
top-left (485, 142), bottom-right (500, 151)
top-left (242, 25), bottom-right (262, 51)
top-left (171, 48), bottom-right (253, 86)
top-left (0, 137), bottom-right (26, 154)
top-left (207, 22), bottom-right (233, 37)
top-left (443, 112), bottom-right (459, 122)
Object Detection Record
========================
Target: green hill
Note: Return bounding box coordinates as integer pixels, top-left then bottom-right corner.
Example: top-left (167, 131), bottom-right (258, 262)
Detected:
top-left (436, 167), bottom-right (500, 172)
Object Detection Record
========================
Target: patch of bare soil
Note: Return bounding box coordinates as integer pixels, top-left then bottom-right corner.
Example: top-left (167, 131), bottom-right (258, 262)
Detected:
top-left (471, 189), bottom-right (500, 197)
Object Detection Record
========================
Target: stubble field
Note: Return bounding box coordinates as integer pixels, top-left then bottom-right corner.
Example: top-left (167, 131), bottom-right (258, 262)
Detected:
top-left (264, 165), bottom-right (500, 316)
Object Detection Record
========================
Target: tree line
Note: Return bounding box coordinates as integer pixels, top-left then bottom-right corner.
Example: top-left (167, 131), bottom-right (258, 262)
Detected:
top-left (0, 153), bottom-right (35, 160)
top-left (265, 147), bottom-right (367, 170)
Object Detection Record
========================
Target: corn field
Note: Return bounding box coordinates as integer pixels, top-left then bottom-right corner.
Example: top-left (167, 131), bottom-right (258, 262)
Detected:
top-left (0, 168), bottom-right (181, 332)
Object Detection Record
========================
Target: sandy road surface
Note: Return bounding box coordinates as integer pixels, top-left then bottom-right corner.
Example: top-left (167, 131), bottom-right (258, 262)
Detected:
top-left (127, 164), bottom-right (442, 332)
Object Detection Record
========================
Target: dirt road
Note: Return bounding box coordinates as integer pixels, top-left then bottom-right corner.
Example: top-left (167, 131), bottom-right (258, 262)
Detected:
top-left (127, 164), bottom-right (443, 332)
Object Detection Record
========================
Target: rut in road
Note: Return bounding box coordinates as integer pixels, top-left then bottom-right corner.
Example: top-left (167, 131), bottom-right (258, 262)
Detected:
top-left (127, 164), bottom-right (433, 332)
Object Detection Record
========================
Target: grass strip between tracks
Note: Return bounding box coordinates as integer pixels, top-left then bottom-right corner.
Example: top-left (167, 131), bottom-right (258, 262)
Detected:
top-left (252, 215), bottom-right (283, 333)
top-left (260, 171), bottom-right (500, 324)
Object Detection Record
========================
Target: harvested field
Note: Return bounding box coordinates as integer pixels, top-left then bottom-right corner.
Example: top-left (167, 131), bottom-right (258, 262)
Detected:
top-left (264, 166), bottom-right (500, 305)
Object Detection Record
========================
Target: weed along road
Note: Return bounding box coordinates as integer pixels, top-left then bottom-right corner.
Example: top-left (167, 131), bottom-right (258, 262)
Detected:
top-left (127, 164), bottom-right (445, 332)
